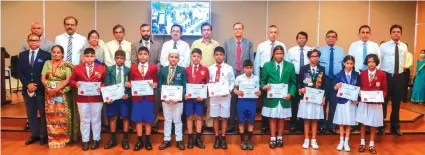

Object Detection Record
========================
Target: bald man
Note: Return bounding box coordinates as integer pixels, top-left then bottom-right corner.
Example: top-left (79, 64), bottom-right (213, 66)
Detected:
top-left (21, 22), bottom-right (54, 53)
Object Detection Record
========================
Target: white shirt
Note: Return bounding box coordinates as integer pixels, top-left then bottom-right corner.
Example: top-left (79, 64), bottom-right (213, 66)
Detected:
top-left (380, 40), bottom-right (407, 74)
top-left (191, 64), bottom-right (200, 78)
top-left (235, 73), bottom-right (260, 89)
top-left (55, 33), bottom-right (88, 65)
top-left (254, 40), bottom-right (287, 76)
top-left (208, 62), bottom-right (235, 93)
top-left (115, 65), bottom-right (125, 84)
top-left (105, 39), bottom-right (132, 67)
top-left (276, 61), bottom-right (283, 79)
top-left (160, 40), bottom-right (191, 67)
top-left (285, 45), bottom-right (313, 74)
top-left (85, 63), bottom-right (94, 76)
top-left (28, 48), bottom-right (40, 64)
top-left (138, 62), bottom-right (149, 76)
top-left (405, 52), bottom-right (413, 68)
top-left (348, 40), bottom-right (381, 72)
top-left (368, 69), bottom-right (377, 80)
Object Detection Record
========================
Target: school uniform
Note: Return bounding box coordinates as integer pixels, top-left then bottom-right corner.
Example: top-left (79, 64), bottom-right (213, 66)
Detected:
top-left (333, 70), bottom-right (360, 126)
top-left (185, 64), bottom-right (209, 116)
top-left (104, 65), bottom-right (130, 117)
top-left (261, 60), bottom-right (297, 119)
top-left (158, 65), bottom-right (187, 142)
top-left (235, 73), bottom-right (259, 123)
top-left (297, 65), bottom-right (326, 120)
top-left (130, 62), bottom-right (158, 123)
top-left (208, 63), bottom-right (235, 118)
top-left (69, 63), bottom-right (106, 142)
top-left (356, 69), bottom-right (388, 127)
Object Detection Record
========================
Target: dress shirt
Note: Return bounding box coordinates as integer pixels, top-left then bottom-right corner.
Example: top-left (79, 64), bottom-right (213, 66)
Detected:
top-left (235, 73), bottom-right (260, 88)
top-left (28, 48), bottom-right (40, 64)
top-left (348, 40), bottom-right (381, 72)
top-left (254, 40), bottom-right (287, 76)
top-left (21, 37), bottom-right (54, 53)
top-left (368, 69), bottom-right (376, 80)
top-left (160, 40), bottom-right (191, 67)
top-left (105, 39), bottom-right (132, 67)
top-left (138, 62), bottom-right (149, 76)
top-left (380, 40), bottom-right (407, 74)
top-left (191, 38), bottom-right (220, 67)
top-left (285, 45), bottom-right (312, 74)
top-left (55, 33), bottom-right (88, 65)
top-left (318, 45), bottom-right (345, 77)
top-left (405, 51), bottom-right (413, 69)
top-left (208, 62), bottom-right (235, 93)
top-left (116, 65), bottom-right (125, 84)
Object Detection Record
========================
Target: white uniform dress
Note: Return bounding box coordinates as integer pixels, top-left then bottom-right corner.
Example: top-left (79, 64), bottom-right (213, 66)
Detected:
top-left (333, 101), bottom-right (358, 125)
top-left (208, 62), bottom-right (235, 118)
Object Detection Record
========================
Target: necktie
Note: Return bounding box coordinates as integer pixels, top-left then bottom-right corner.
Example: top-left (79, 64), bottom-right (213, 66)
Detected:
top-left (346, 74), bottom-right (351, 83)
top-left (236, 41), bottom-right (242, 71)
top-left (369, 74), bottom-right (373, 82)
top-left (173, 41), bottom-right (177, 49)
top-left (394, 43), bottom-right (399, 74)
top-left (117, 67), bottom-right (122, 83)
top-left (118, 42), bottom-right (122, 50)
top-left (329, 47), bottom-right (334, 77)
top-left (30, 51), bottom-right (35, 67)
top-left (312, 68), bottom-right (316, 78)
top-left (67, 36), bottom-right (73, 61)
top-left (140, 64), bottom-right (145, 77)
top-left (145, 41), bottom-right (150, 49)
top-left (215, 65), bottom-right (221, 82)
top-left (277, 64), bottom-right (281, 79)
top-left (363, 42), bottom-right (368, 69)
top-left (270, 42), bottom-right (275, 61)
top-left (193, 65), bottom-right (198, 80)
top-left (88, 65), bottom-right (93, 78)
top-left (300, 48), bottom-right (305, 67)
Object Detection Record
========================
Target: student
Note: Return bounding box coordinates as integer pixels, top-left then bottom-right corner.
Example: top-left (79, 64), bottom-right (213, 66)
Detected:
top-left (356, 54), bottom-right (387, 154)
top-left (333, 55), bottom-right (360, 152)
top-left (209, 46), bottom-right (235, 149)
top-left (233, 60), bottom-right (261, 150)
top-left (103, 50), bottom-right (131, 150)
top-left (261, 45), bottom-right (296, 149)
top-left (297, 49), bottom-right (326, 150)
top-left (158, 49), bottom-right (188, 150)
top-left (69, 48), bottom-right (106, 151)
top-left (126, 46), bottom-right (158, 151)
top-left (184, 48), bottom-right (209, 149)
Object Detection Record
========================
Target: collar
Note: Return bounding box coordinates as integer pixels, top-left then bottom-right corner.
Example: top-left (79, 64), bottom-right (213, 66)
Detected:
top-left (368, 69), bottom-right (376, 76)
top-left (85, 63), bottom-right (94, 67)
top-left (391, 39), bottom-right (400, 44)
top-left (268, 40), bottom-right (277, 45)
top-left (65, 33), bottom-right (76, 38)
top-left (345, 69), bottom-right (352, 76)
top-left (140, 38), bottom-right (151, 44)
top-left (201, 38), bottom-right (212, 44)
top-left (275, 61), bottom-right (283, 66)
top-left (235, 38), bottom-right (242, 43)
top-left (169, 65), bottom-right (177, 69)
top-left (359, 40), bottom-right (369, 45)
top-left (116, 65), bottom-right (123, 70)
top-left (193, 64), bottom-right (200, 68)
top-left (115, 39), bottom-right (125, 44)
top-left (310, 65), bottom-right (317, 70)
top-left (242, 73), bottom-right (253, 80)
top-left (138, 62), bottom-right (148, 67)
top-left (172, 39), bottom-right (180, 44)
top-left (29, 48), bottom-right (40, 53)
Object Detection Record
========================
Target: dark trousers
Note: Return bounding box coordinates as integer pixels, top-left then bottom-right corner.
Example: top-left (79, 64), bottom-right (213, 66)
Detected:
top-left (383, 72), bottom-right (404, 129)
top-left (23, 95), bottom-right (47, 138)
top-left (290, 75), bottom-right (303, 129)
top-left (321, 76), bottom-right (337, 129)
top-left (402, 69), bottom-right (410, 102)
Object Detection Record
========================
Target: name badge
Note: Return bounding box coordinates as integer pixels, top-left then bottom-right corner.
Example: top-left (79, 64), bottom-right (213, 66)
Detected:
top-left (50, 81), bottom-right (57, 88)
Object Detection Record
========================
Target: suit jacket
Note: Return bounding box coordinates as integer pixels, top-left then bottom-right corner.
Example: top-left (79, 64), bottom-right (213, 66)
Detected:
top-left (360, 69), bottom-right (388, 104)
top-left (298, 65), bottom-right (327, 99)
top-left (223, 37), bottom-right (254, 74)
top-left (129, 63), bottom-right (158, 101)
top-left (158, 65), bottom-right (187, 101)
top-left (185, 64), bottom-right (209, 84)
top-left (17, 49), bottom-right (51, 97)
top-left (104, 65), bottom-right (131, 96)
top-left (333, 70), bottom-right (360, 104)
top-left (260, 60), bottom-right (297, 108)
top-left (131, 39), bottom-right (162, 68)
top-left (69, 63), bottom-right (106, 103)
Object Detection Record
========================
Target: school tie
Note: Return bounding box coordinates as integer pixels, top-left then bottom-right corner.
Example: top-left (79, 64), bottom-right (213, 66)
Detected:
top-left (117, 67), bottom-right (122, 83)
top-left (312, 68), bottom-right (316, 78)
top-left (394, 43), bottom-right (399, 74)
top-left (193, 65), bottom-right (198, 80)
top-left (300, 47), bottom-right (305, 67)
top-left (329, 47), bottom-right (335, 77)
top-left (236, 41), bottom-right (242, 71)
top-left (66, 35), bottom-right (73, 61)
top-left (369, 74), bottom-right (373, 83)
top-left (173, 41), bottom-right (177, 49)
top-left (30, 51), bottom-right (35, 67)
top-left (277, 64), bottom-right (281, 79)
top-left (346, 74), bottom-right (351, 83)
top-left (215, 65), bottom-right (221, 82)
top-left (363, 42), bottom-right (368, 69)
top-left (139, 64), bottom-right (145, 78)
top-left (88, 65), bottom-right (94, 78)
top-left (270, 42), bottom-right (275, 61)
top-left (118, 41), bottom-right (122, 50)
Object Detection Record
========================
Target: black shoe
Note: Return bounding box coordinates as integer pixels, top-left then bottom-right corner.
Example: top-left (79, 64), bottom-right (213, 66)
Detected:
top-left (23, 122), bottom-right (30, 131)
top-left (246, 141), bottom-right (254, 150)
top-left (240, 141), bottom-right (247, 150)
top-left (39, 137), bottom-right (48, 145)
top-left (213, 136), bottom-right (221, 149)
top-left (122, 139), bottom-right (130, 150)
top-left (195, 137), bottom-right (205, 149)
top-left (377, 127), bottom-right (385, 135)
top-left (277, 139), bottom-right (284, 147)
top-left (91, 140), bottom-right (100, 150)
top-left (25, 136), bottom-right (40, 145)
top-left (226, 125), bottom-right (235, 133)
top-left (133, 141), bottom-right (144, 151)
top-left (176, 141), bottom-right (185, 150)
top-left (82, 142), bottom-right (89, 151)
top-left (261, 127), bottom-right (270, 133)
top-left (220, 137), bottom-right (228, 149)
top-left (104, 139), bottom-right (117, 149)
top-left (391, 128), bottom-right (403, 136)
top-left (318, 127), bottom-right (327, 133)
top-left (187, 137), bottom-right (194, 149)
top-left (159, 141), bottom-right (171, 150)
top-left (328, 129), bottom-right (337, 134)
top-left (289, 127), bottom-right (297, 133)
top-left (145, 141), bottom-right (153, 150)
top-left (269, 140), bottom-right (277, 149)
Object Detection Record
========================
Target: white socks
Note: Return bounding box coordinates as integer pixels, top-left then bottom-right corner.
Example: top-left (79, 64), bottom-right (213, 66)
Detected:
top-left (277, 136), bottom-right (283, 141)
top-left (270, 137), bottom-right (276, 141)
top-left (344, 137), bottom-right (350, 151)
top-left (311, 139), bottom-right (319, 149)
top-left (369, 141), bottom-right (375, 147)
top-left (361, 139), bottom-right (366, 145)
top-left (302, 139), bottom-right (310, 149)
top-left (339, 137), bottom-right (344, 144)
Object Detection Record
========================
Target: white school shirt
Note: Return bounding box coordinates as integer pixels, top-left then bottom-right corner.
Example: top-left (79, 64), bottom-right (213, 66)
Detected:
top-left (208, 62), bottom-right (235, 93)
top-left (55, 33), bottom-right (88, 65)
top-left (380, 40), bottom-right (407, 74)
top-left (348, 40), bottom-right (381, 72)
top-left (254, 40), bottom-right (287, 76)
top-left (138, 62), bottom-right (149, 76)
top-left (105, 39), bottom-right (132, 67)
top-left (285, 45), bottom-right (313, 74)
top-left (160, 40), bottom-right (191, 67)
top-left (235, 73), bottom-right (260, 89)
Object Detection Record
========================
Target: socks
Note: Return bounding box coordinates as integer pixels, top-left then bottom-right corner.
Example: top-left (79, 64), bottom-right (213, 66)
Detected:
top-left (369, 141), bottom-right (374, 147)
top-left (270, 137), bottom-right (276, 141)
top-left (196, 132), bottom-right (202, 139)
top-left (111, 132), bottom-right (117, 141)
top-left (344, 137), bottom-right (349, 144)
top-left (340, 137), bottom-right (344, 144)
top-left (188, 133), bottom-right (193, 140)
top-left (240, 133), bottom-right (245, 141)
top-left (277, 136), bottom-right (282, 141)
top-left (137, 136), bottom-right (143, 142)
top-left (311, 139), bottom-right (317, 144)
top-left (247, 132), bottom-right (253, 141)
top-left (123, 132), bottom-right (129, 139)
top-left (360, 139), bottom-right (366, 145)
top-left (145, 135), bottom-right (151, 142)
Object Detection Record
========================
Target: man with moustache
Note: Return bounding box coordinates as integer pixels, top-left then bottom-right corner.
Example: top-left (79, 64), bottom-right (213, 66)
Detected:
top-left (55, 16), bottom-right (88, 65)
top-left (21, 22), bottom-right (53, 53)
top-left (159, 24), bottom-right (191, 68)
top-left (348, 25), bottom-right (381, 73)
top-left (105, 24), bottom-right (132, 67)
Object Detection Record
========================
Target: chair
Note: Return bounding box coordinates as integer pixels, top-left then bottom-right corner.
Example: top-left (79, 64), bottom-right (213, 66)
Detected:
top-left (4, 68), bottom-right (12, 95)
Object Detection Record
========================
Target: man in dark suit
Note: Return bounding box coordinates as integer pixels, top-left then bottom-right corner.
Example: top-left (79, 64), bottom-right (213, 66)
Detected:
top-left (223, 22), bottom-right (255, 132)
top-left (17, 33), bottom-right (51, 145)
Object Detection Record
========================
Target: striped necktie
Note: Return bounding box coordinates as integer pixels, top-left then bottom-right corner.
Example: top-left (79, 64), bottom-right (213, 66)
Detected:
top-left (117, 67), bottom-right (122, 83)
top-left (67, 36), bottom-right (73, 61)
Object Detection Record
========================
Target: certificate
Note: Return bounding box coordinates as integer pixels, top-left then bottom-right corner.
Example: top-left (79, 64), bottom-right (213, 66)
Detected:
top-left (78, 81), bottom-right (101, 96)
top-left (101, 84), bottom-right (124, 102)
top-left (207, 83), bottom-right (230, 97)
top-left (267, 84), bottom-right (288, 98)
top-left (239, 84), bottom-right (259, 98)
top-left (161, 85), bottom-right (183, 101)
top-left (360, 91), bottom-right (384, 103)
top-left (186, 84), bottom-right (207, 99)
top-left (304, 87), bottom-right (325, 104)
top-left (337, 83), bottom-right (360, 101)
top-left (131, 80), bottom-right (154, 96)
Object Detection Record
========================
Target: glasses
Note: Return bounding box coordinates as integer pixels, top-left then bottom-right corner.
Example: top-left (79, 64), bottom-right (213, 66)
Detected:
top-left (310, 55), bottom-right (319, 58)
top-left (28, 39), bottom-right (40, 42)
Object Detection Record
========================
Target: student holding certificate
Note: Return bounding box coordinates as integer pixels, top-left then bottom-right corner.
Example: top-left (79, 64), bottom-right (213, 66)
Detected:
top-left (233, 60), bottom-right (261, 150)
top-left (333, 55), bottom-right (360, 152)
top-left (261, 45), bottom-right (296, 149)
top-left (102, 50), bottom-right (131, 150)
top-left (69, 48), bottom-right (106, 151)
top-left (297, 49), bottom-right (326, 150)
top-left (356, 54), bottom-right (387, 154)
top-left (158, 49), bottom-right (188, 150)
top-left (184, 48), bottom-right (209, 149)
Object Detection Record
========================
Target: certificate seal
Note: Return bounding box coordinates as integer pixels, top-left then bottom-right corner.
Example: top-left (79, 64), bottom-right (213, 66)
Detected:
top-left (80, 91), bottom-right (84, 95)
top-left (306, 97), bottom-right (309, 100)
top-left (269, 93), bottom-right (273, 97)
top-left (240, 93), bottom-right (244, 97)
top-left (134, 91), bottom-right (138, 95)
top-left (364, 98), bottom-right (367, 101)
top-left (163, 95), bottom-right (167, 99)
top-left (188, 94), bottom-right (192, 97)
top-left (339, 93), bottom-right (343, 96)
top-left (211, 92), bottom-right (215, 96)
top-left (106, 97), bottom-right (109, 101)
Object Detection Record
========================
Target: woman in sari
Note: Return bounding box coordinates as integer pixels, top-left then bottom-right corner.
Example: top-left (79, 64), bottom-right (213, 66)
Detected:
top-left (411, 49), bottom-right (425, 104)
top-left (41, 45), bottom-right (74, 148)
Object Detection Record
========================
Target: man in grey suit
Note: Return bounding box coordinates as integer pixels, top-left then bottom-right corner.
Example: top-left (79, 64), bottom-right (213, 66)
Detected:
top-left (131, 23), bottom-right (162, 132)
top-left (21, 22), bottom-right (54, 53)
top-left (223, 22), bottom-right (255, 132)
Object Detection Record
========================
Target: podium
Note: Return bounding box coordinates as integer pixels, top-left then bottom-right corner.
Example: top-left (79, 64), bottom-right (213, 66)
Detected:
top-left (1, 47), bottom-right (11, 105)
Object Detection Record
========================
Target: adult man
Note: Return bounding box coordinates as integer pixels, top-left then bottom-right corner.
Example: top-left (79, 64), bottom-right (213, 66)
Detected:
top-left (285, 31), bottom-right (313, 133)
top-left (55, 16), bottom-right (88, 65)
top-left (131, 24), bottom-right (162, 66)
top-left (348, 25), bottom-right (381, 72)
top-left (105, 24), bottom-right (132, 67)
top-left (380, 24), bottom-right (408, 136)
top-left (21, 22), bottom-right (53, 53)
top-left (223, 22), bottom-right (255, 132)
top-left (318, 30), bottom-right (345, 134)
top-left (159, 24), bottom-right (191, 68)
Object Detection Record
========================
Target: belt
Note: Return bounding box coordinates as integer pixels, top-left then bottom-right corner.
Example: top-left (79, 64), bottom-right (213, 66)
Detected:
top-left (387, 72), bottom-right (401, 77)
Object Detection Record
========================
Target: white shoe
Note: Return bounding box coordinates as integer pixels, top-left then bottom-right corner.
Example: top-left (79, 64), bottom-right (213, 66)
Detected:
top-left (311, 140), bottom-right (319, 149)
top-left (302, 139), bottom-right (309, 149)
top-left (344, 142), bottom-right (351, 152)
top-left (336, 143), bottom-right (343, 151)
